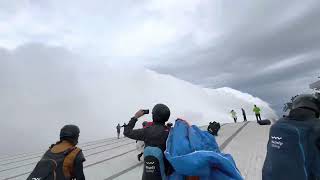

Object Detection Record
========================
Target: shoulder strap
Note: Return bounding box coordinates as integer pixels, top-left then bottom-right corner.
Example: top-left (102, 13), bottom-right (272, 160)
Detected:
top-left (63, 147), bottom-right (81, 178)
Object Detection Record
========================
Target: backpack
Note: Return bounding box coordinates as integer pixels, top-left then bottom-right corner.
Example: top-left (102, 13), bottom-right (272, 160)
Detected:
top-left (143, 146), bottom-right (166, 180)
top-left (207, 122), bottom-right (221, 136)
top-left (27, 146), bottom-right (81, 180)
top-left (262, 118), bottom-right (320, 180)
top-left (257, 119), bottom-right (271, 126)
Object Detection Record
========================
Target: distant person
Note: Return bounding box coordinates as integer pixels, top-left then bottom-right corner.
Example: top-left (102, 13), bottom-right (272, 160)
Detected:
top-left (27, 125), bottom-right (86, 180)
top-left (116, 123), bottom-right (121, 139)
top-left (230, 110), bottom-right (237, 123)
top-left (263, 94), bottom-right (320, 180)
top-left (253, 105), bottom-right (262, 122)
top-left (124, 104), bottom-right (173, 180)
top-left (241, 108), bottom-right (247, 122)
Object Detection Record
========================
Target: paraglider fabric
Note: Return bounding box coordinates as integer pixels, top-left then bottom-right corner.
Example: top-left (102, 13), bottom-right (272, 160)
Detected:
top-left (165, 119), bottom-right (243, 180)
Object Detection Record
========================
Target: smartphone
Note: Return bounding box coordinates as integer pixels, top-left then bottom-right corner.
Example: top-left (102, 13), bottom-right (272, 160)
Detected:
top-left (142, 109), bottom-right (149, 114)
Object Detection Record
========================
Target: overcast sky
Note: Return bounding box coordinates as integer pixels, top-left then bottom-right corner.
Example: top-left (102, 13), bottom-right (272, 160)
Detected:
top-left (1, 0), bottom-right (319, 114)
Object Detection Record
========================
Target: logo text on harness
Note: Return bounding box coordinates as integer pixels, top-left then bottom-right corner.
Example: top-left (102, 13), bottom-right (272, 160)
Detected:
top-left (271, 136), bottom-right (282, 140)
top-left (271, 136), bottom-right (283, 149)
top-left (145, 161), bottom-right (156, 173)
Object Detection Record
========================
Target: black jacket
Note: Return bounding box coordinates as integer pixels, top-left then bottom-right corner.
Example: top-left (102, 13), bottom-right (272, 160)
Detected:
top-left (124, 117), bottom-right (169, 151)
top-left (123, 117), bottom-right (173, 175)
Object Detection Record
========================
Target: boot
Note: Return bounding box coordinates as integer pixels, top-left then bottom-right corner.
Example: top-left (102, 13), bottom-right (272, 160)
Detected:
top-left (137, 153), bottom-right (143, 161)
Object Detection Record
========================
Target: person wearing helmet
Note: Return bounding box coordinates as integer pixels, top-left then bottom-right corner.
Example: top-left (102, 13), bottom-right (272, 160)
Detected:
top-left (27, 125), bottom-right (86, 180)
top-left (262, 94), bottom-right (320, 180)
top-left (124, 104), bottom-right (173, 179)
top-left (291, 94), bottom-right (320, 118)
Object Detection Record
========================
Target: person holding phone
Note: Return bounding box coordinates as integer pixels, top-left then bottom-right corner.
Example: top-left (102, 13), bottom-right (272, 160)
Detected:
top-left (124, 104), bottom-right (173, 179)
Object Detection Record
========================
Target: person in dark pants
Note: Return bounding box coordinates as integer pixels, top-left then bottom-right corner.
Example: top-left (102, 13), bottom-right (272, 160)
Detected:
top-left (230, 110), bottom-right (237, 123)
top-left (253, 105), bottom-right (262, 122)
top-left (116, 123), bottom-right (121, 139)
top-left (241, 108), bottom-right (247, 122)
top-left (124, 104), bottom-right (173, 179)
top-left (27, 125), bottom-right (86, 180)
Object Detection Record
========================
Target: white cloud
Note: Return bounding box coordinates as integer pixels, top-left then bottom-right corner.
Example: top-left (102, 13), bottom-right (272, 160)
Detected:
top-left (260, 52), bottom-right (315, 74)
top-left (1, 0), bottom-right (320, 120)
top-left (0, 0), bottom-right (223, 57)
top-left (111, 20), bottom-right (177, 56)
top-left (0, 44), bottom-right (276, 155)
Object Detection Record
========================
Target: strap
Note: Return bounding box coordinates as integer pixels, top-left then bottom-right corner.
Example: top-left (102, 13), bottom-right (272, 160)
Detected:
top-left (63, 147), bottom-right (77, 156)
top-left (49, 144), bottom-right (55, 149)
top-left (63, 147), bottom-right (81, 178)
top-left (48, 159), bottom-right (57, 180)
top-left (186, 176), bottom-right (200, 180)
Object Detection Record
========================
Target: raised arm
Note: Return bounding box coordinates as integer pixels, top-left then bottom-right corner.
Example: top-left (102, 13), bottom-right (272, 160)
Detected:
top-left (123, 117), bottom-right (145, 141)
top-left (123, 110), bottom-right (146, 141)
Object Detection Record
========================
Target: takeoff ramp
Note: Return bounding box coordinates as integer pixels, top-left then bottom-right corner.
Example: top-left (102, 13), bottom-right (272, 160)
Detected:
top-left (0, 121), bottom-right (271, 180)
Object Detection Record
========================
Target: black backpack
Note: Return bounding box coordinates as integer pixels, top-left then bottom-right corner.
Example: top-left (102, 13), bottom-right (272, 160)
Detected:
top-left (258, 119), bottom-right (271, 126)
top-left (27, 146), bottom-right (80, 180)
top-left (207, 121), bottom-right (221, 136)
top-left (143, 146), bottom-right (166, 180)
top-left (262, 118), bottom-right (320, 180)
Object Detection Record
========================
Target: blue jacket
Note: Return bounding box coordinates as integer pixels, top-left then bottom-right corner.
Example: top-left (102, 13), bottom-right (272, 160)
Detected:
top-left (165, 119), bottom-right (243, 180)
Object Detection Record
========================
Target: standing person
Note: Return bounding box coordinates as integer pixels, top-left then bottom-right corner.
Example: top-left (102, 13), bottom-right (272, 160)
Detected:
top-left (230, 110), bottom-right (237, 123)
top-left (116, 123), bottom-right (121, 139)
top-left (27, 125), bottom-right (86, 180)
top-left (253, 105), bottom-right (262, 122)
top-left (124, 104), bottom-right (173, 180)
top-left (262, 94), bottom-right (320, 180)
top-left (241, 108), bottom-right (247, 122)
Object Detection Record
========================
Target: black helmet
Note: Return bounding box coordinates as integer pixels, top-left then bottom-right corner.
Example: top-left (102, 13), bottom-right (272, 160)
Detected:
top-left (152, 104), bottom-right (170, 123)
top-left (292, 94), bottom-right (320, 116)
top-left (60, 124), bottom-right (80, 145)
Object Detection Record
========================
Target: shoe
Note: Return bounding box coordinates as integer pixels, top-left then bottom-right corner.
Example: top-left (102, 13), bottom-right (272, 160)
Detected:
top-left (137, 153), bottom-right (143, 161)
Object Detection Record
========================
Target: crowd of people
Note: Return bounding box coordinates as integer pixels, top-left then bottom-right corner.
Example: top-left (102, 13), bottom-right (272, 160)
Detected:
top-left (27, 95), bottom-right (320, 180)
